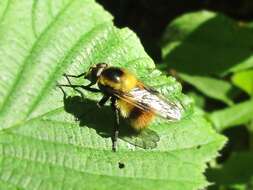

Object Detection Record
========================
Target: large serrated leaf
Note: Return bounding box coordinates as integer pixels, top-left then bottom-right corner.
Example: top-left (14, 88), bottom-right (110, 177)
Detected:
top-left (0, 1), bottom-right (226, 190)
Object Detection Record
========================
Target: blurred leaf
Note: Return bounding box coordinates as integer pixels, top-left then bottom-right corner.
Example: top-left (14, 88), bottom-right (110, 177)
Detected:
top-left (187, 91), bottom-right (206, 108)
top-left (232, 70), bottom-right (253, 96)
top-left (208, 99), bottom-right (253, 131)
top-left (179, 73), bottom-right (234, 105)
top-left (207, 151), bottom-right (253, 189)
top-left (161, 11), bottom-right (253, 76)
top-left (0, 1), bottom-right (226, 190)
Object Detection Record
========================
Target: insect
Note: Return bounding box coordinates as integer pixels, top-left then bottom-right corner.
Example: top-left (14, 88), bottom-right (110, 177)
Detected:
top-left (58, 63), bottom-right (183, 151)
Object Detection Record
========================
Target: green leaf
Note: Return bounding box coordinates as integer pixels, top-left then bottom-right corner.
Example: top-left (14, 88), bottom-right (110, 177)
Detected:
top-left (0, 1), bottom-right (226, 189)
top-left (207, 151), bottom-right (253, 189)
top-left (187, 91), bottom-right (206, 108)
top-left (161, 11), bottom-right (253, 76)
top-left (179, 73), bottom-right (234, 105)
top-left (232, 70), bottom-right (253, 96)
top-left (208, 99), bottom-right (253, 131)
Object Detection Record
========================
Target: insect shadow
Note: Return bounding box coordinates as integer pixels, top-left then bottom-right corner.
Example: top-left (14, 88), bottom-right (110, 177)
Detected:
top-left (59, 87), bottom-right (160, 149)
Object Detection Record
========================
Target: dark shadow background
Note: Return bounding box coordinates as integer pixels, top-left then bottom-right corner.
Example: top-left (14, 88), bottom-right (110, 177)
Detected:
top-left (97, 0), bottom-right (253, 62)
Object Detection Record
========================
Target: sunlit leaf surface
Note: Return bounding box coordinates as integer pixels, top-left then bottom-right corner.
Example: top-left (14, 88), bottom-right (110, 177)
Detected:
top-left (0, 1), bottom-right (226, 190)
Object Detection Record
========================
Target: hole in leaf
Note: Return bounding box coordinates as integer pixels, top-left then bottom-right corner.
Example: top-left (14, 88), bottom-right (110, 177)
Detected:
top-left (118, 162), bottom-right (125, 169)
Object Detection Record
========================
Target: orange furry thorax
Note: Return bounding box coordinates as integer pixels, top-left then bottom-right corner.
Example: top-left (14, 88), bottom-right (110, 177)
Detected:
top-left (98, 68), bottom-right (138, 92)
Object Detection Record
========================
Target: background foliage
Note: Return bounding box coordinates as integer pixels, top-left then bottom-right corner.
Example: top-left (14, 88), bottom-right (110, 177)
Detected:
top-left (0, 0), bottom-right (252, 190)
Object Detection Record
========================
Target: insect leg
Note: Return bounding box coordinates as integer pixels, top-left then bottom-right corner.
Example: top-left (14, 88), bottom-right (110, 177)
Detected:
top-left (64, 73), bottom-right (85, 78)
top-left (111, 97), bottom-right (119, 152)
top-left (64, 73), bottom-right (93, 87)
top-left (57, 84), bottom-right (101, 93)
top-left (57, 83), bottom-right (67, 99)
top-left (61, 72), bottom-right (97, 91)
top-left (63, 74), bottom-right (85, 99)
top-left (97, 95), bottom-right (110, 108)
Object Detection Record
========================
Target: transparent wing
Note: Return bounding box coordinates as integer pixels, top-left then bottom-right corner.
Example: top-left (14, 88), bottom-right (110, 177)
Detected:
top-left (110, 87), bottom-right (183, 121)
top-left (128, 88), bottom-right (183, 121)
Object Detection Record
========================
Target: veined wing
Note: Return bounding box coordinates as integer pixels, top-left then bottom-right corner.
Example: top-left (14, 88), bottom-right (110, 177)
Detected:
top-left (128, 88), bottom-right (183, 121)
top-left (111, 86), bottom-right (183, 121)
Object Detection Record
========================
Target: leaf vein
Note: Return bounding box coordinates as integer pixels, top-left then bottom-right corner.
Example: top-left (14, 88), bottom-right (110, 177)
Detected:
top-left (25, 22), bottom-right (112, 119)
top-left (0, 154), bottom-right (204, 184)
top-left (0, 0), bottom-right (10, 25)
top-left (0, 0), bottom-right (75, 118)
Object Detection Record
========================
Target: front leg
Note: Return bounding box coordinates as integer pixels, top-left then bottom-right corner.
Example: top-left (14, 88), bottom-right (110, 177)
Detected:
top-left (58, 73), bottom-right (98, 93)
top-left (57, 84), bottom-right (101, 93)
top-left (63, 74), bottom-right (85, 99)
top-left (64, 72), bottom-right (86, 78)
top-left (111, 97), bottom-right (120, 152)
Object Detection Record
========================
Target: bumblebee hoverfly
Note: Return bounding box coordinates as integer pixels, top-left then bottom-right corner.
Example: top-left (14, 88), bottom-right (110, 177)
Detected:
top-left (58, 63), bottom-right (183, 151)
